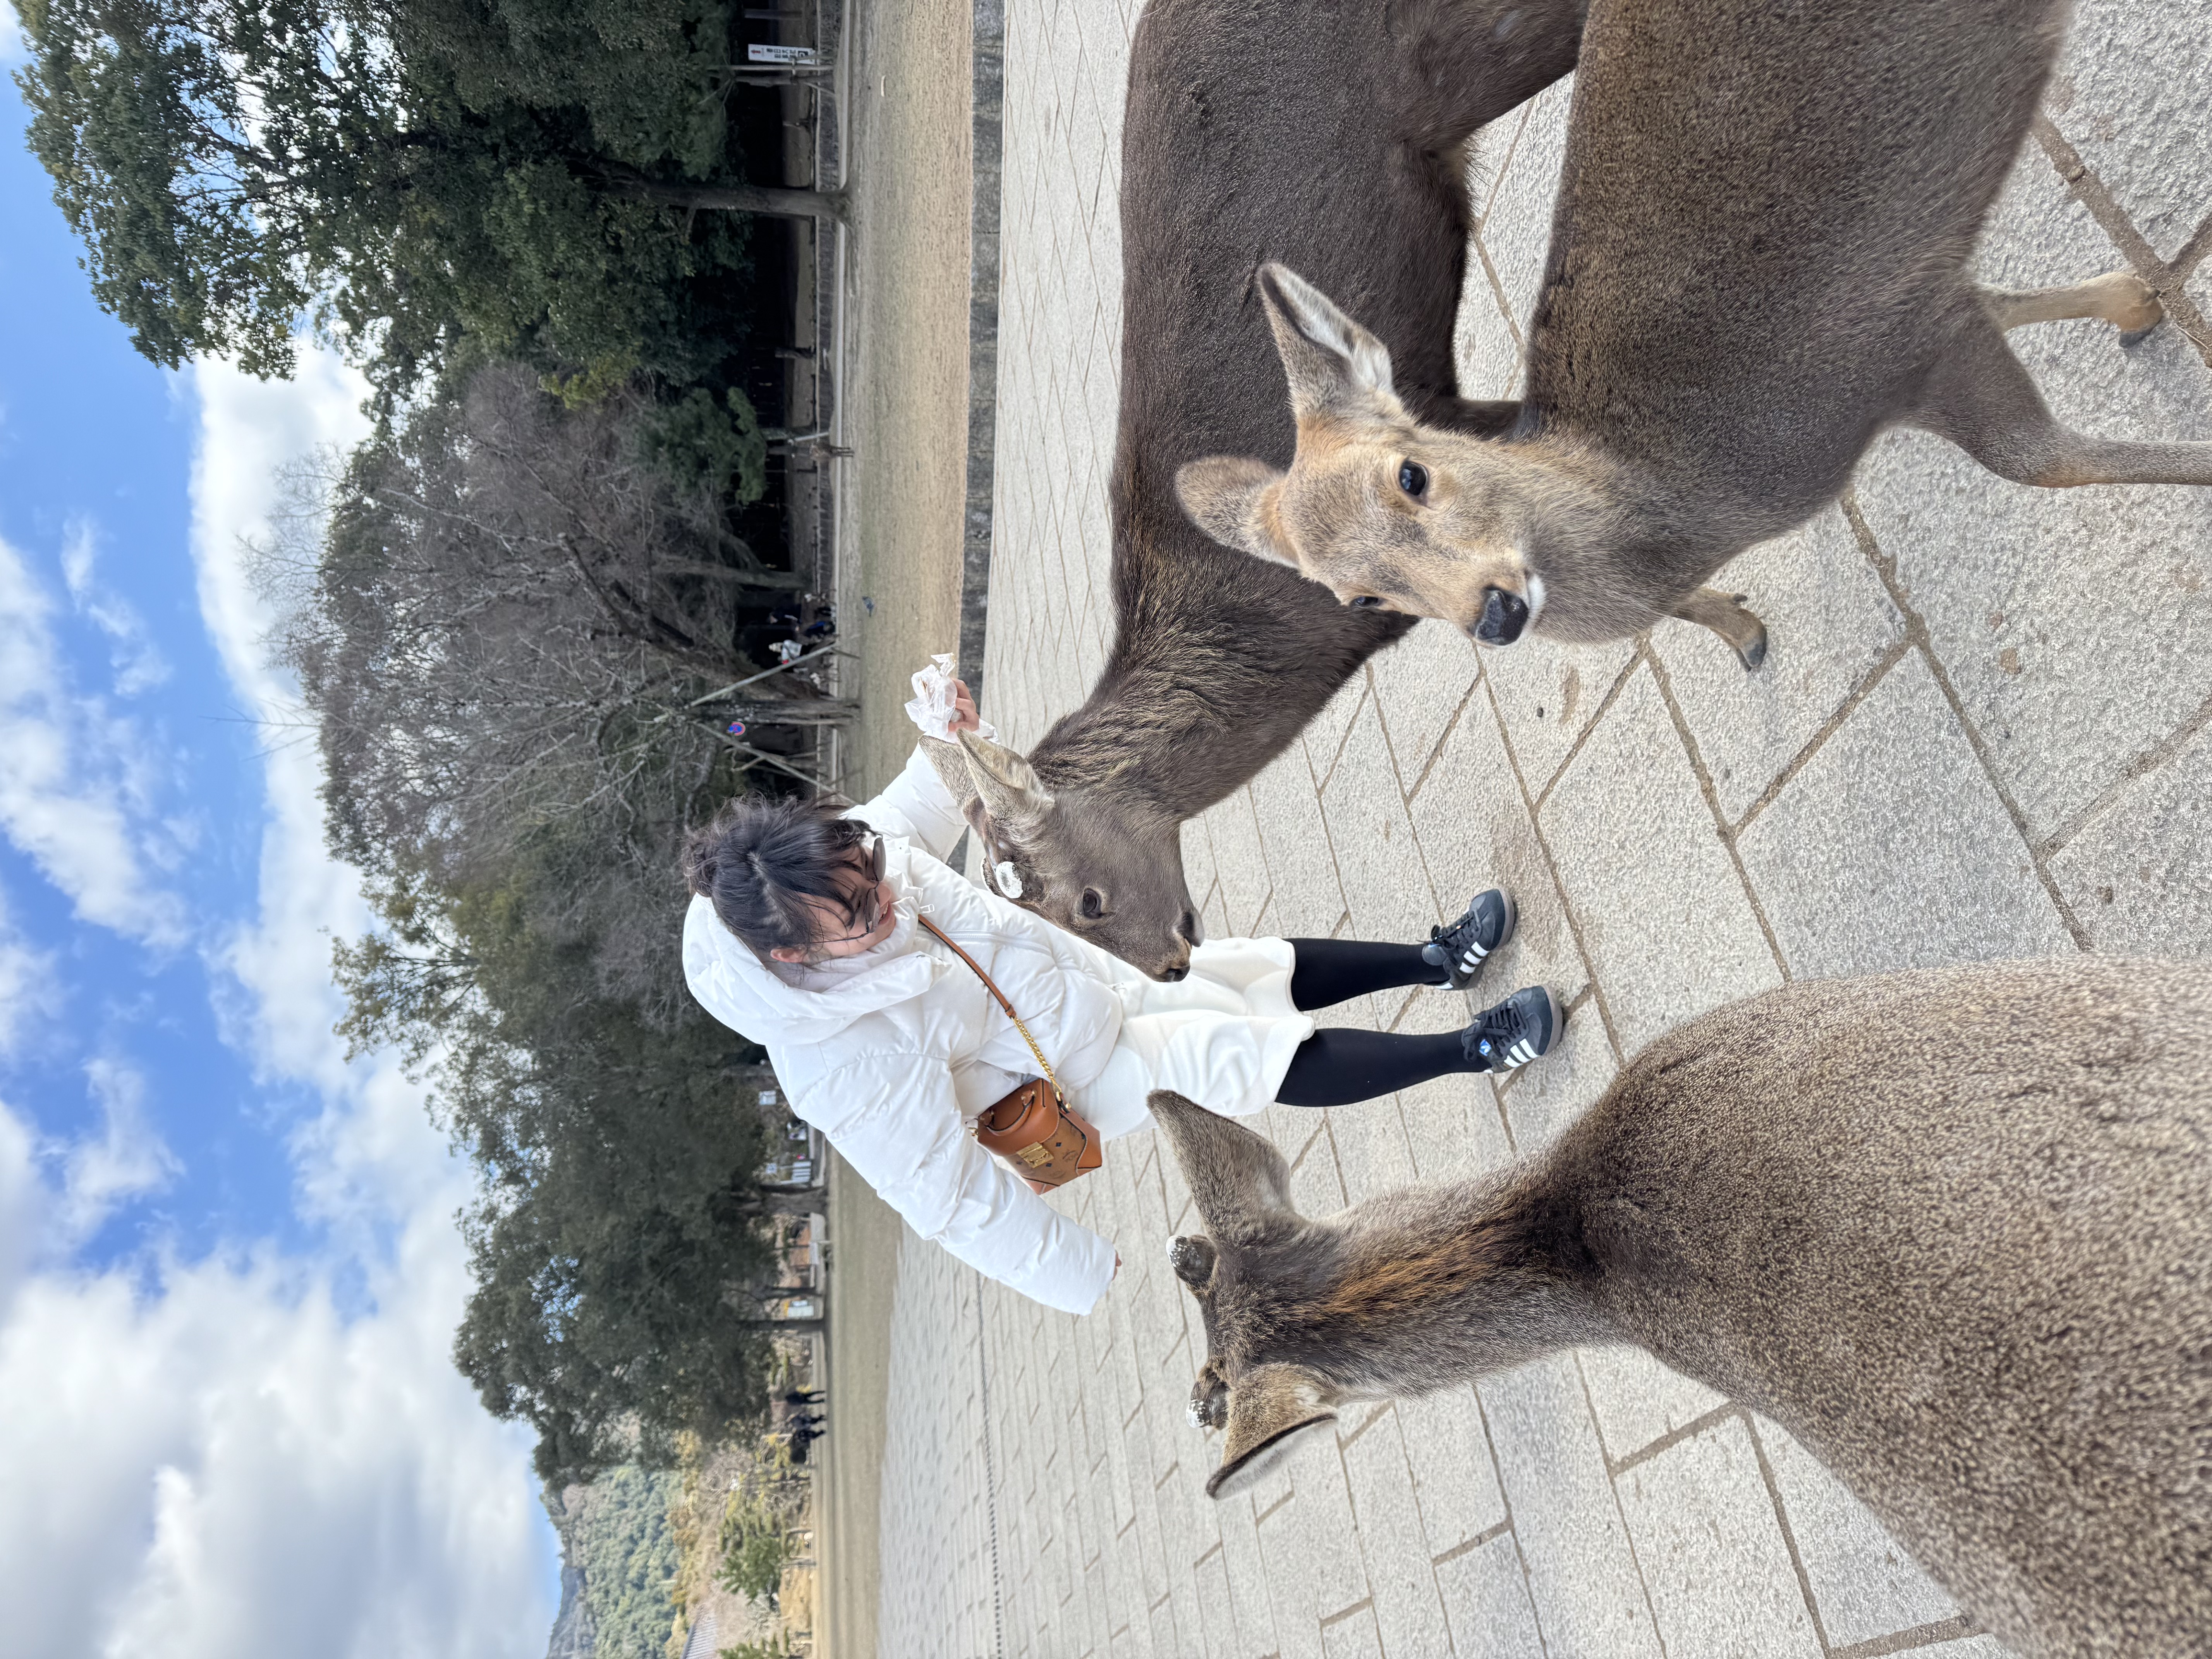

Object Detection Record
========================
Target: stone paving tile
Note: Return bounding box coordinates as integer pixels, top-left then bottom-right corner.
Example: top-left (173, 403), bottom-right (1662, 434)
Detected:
top-left (1434, 1532), bottom-right (1545, 1659)
top-left (1734, 650), bottom-right (2077, 981)
top-left (1752, 1416), bottom-right (1961, 1652)
top-left (2049, 716), bottom-right (2212, 957)
top-left (1479, 1353), bottom-right (1666, 1657)
top-left (1575, 1346), bottom-right (1729, 1468)
top-left (1391, 1386), bottom-right (1509, 1556)
top-left (1540, 661), bottom-right (1785, 1058)
top-left (1652, 504), bottom-right (1908, 826)
top-left (1341, 1407), bottom-right (1457, 1657)
top-left (1614, 1416), bottom-right (1824, 1659)
top-left (1851, 151), bottom-right (2212, 848)
top-left (874, 1), bottom-right (2212, 1652)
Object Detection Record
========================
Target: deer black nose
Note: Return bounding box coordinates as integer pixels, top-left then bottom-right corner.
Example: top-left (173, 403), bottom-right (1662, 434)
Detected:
top-left (1159, 963), bottom-right (1189, 982)
top-left (1473, 586), bottom-right (1529, 646)
top-left (1177, 909), bottom-right (1202, 945)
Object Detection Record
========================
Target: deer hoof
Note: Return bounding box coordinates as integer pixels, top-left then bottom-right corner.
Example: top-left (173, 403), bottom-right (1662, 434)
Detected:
top-left (1738, 624), bottom-right (1769, 673)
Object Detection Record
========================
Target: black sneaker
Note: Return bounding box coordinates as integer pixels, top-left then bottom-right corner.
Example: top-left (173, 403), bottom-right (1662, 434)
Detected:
top-left (1464, 986), bottom-right (1564, 1073)
top-left (1423, 889), bottom-right (1517, 991)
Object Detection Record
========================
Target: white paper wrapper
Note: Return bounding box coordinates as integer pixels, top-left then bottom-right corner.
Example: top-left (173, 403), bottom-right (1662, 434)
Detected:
top-left (905, 653), bottom-right (998, 742)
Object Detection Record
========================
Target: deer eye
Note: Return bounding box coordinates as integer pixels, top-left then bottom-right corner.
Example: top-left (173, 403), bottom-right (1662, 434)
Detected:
top-left (1397, 460), bottom-right (1430, 498)
top-left (1348, 595), bottom-right (1384, 610)
top-left (1079, 888), bottom-right (1106, 920)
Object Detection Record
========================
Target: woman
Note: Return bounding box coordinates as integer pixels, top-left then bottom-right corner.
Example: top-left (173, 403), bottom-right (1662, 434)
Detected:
top-left (682, 683), bottom-right (1561, 1316)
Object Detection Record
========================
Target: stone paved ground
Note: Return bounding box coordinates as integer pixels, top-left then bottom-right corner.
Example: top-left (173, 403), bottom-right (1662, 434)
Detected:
top-left (871, 3), bottom-right (2212, 1654)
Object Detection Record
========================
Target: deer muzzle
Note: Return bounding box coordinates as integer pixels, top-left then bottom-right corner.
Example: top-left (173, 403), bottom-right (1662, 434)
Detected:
top-left (1474, 585), bottom-right (1530, 645)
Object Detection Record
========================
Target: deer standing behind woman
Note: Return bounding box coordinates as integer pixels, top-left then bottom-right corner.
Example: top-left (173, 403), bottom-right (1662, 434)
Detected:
top-left (1154, 955), bottom-right (2212, 1659)
top-left (934, 0), bottom-right (1592, 981)
top-left (1177, 0), bottom-right (2212, 667)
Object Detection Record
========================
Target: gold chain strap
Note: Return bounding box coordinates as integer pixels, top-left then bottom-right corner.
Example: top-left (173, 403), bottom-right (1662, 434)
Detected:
top-left (917, 916), bottom-right (1064, 1102)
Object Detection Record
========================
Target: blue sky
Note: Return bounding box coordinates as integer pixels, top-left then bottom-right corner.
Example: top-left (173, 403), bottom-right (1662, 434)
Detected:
top-left (0, 12), bottom-right (558, 1652)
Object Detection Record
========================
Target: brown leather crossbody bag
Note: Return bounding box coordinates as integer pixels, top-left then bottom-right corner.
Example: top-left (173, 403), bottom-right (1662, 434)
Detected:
top-left (918, 915), bottom-right (1103, 1191)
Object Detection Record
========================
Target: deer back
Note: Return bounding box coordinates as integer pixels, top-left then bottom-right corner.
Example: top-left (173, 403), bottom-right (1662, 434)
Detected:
top-left (1563, 956), bottom-right (2212, 1655)
top-left (1526, 0), bottom-right (2065, 529)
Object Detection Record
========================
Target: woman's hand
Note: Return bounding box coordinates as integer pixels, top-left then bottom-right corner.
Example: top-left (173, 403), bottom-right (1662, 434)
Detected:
top-left (950, 679), bottom-right (981, 734)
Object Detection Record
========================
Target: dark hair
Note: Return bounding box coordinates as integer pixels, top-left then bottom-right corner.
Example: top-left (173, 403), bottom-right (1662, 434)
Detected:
top-left (681, 794), bottom-right (876, 960)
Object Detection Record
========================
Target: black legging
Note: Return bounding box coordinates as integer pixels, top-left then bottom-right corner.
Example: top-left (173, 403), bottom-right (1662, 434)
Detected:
top-left (1276, 938), bottom-right (1474, 1108)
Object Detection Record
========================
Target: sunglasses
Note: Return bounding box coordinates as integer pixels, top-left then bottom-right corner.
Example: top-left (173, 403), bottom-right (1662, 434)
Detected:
top-left (817, 834), bottom-right (890, 943)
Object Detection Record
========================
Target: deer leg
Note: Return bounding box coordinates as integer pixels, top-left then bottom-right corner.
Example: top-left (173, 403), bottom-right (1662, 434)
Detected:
top-left (1979, 271), bottom-right (2163, 337)
top-left (1917, 312), bottom-right (2212, 488)
top-left (1671, 586), bottom-right (1769, 672)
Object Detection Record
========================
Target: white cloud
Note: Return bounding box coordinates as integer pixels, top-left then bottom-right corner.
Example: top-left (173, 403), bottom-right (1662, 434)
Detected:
top-left (0, 539), bottom-right (189, 947)
top-left (0, 1097), bottom-right (553, 1659)
top-left (182, 350), bottom-right (558, 1641)
top-left (0, 886), bottom-right (58, 1055)
top-left (62, 519), bottom-right (173, 697)
top-left (0, 4), bottom-right (23, 68)
top-left (54, 1057), bottom-right (180, 1248)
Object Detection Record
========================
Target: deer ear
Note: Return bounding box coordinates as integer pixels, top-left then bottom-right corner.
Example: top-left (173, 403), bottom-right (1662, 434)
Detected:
top-left (919, 735), bottom-right (980, 812)
top-left (1255, 261), bottom-right (1397, 415)
top-left (1207, 1364), bottom-right (1339, 1499)
top-left (1176, 455), bottom-right (1297, 567)
top-left (957, 729), bottom-right (1054, 826)
top-left (1149, 1092), bottom-right (1299, 1245)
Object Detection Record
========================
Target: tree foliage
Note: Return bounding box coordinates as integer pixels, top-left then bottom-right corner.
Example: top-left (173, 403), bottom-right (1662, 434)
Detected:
top-left (715, 1490), bottom-right (798, 1607)
top-left (255, 363), bottom-right (831, 1481)
top-left (563, 1465), bottom-right (687, 1659)
top-left (15, 0), bottom-right (776, 402)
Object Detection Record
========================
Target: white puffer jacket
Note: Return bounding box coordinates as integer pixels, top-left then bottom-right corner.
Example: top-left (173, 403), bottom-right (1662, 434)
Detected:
top-left (683, 747), bottom-right (1145, 1314)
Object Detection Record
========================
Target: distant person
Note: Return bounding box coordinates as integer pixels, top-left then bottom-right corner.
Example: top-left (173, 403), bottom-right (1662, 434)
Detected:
top-left (682, 678), bottom-right (1561, 1317)
top-left (779, 1388), bottom-right (825, 1407)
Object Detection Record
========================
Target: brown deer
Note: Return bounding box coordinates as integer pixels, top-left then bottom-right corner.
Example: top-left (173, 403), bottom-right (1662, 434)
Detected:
top-left (938, 0), bottom-right (1592, 980)
top-left (1152, 955), bottom-right (2212, 1657)
top-left (1175, 0), bottom-right (2210, 668)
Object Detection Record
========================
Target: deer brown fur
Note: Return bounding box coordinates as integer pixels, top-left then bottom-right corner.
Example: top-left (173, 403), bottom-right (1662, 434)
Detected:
top-left (1154, 955), bottom-right (2212, 1657)
top-left (1177, 0), bottom-right (2210, 666)
top-left (935, 0), bottom-right (1589, 980)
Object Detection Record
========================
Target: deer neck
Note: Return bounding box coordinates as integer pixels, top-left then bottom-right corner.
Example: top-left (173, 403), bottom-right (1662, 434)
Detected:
top-left (1243, 1180), bottom-right (1613, 1400)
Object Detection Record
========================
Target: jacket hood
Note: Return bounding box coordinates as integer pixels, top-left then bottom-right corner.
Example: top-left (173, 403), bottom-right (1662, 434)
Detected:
top-left (682, 853), bottom-right (948, 1046)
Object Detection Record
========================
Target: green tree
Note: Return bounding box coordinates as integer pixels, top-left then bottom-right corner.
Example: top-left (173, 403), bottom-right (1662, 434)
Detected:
top-left (561, 1465), bottom-right (687, 1659)
top-left (15, 0), bottom-right (826, 400)
top-left (715, 1492), bottom-right (797, 1607)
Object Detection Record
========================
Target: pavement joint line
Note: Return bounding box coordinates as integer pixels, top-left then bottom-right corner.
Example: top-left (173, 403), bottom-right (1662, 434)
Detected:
top-left (1479, 670), bottom-right (1630, 1070)
top-left (1403, 672), bottom-right (1484, 804)
top-left (1431, 1517), bottom-right (1516, 1568)
top-left (2039, 680), bottom-right (2212, 858)
top-left (1153, 1460), bottom-right (1182, 1491)
top-left (1739, 1411), bottom-right (1838, 1654)
top-left (2172, 209), bottom-right (2212, 282)
top-left (1531, 643), bottom-right (1648, 816)
top-left (1829, 1613), bottom-right (1980, 1659)
top-left (1194, 1538), bottom-right (1224, 1569)
top-left (1641, 640), bottom-right (1793, 983)
top-left (1255, 1487), bottom-right (1295, 1527)
top-left (2032, 112), bottom-right (2212, 366)
top-left (1472, 228), bottom-right (1529, 357)
top-left (1317, 1595), bottom-right (1376, 1630)
top-left (1603, 1400), bottom-right (1740, 1479)
top-left (1337, 1400), bottom-right (1396, 1451)
top-left (1728, 632), bottom-right (1914, 841)
top-left (1312, 673), bottom-right (1374, 797)
top-left (1571, 1350), bottom-right (1676, 1659)
top-left (1474, 101), bottom-right (1533, 229)
top-left (1839, 488), bottom-right (2094, 950)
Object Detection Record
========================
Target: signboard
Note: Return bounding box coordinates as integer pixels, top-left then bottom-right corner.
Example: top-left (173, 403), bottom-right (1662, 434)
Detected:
top-left (747, 43), bottom-right (817, 64)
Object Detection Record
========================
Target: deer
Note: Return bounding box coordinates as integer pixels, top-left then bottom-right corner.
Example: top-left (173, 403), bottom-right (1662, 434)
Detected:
top-left (931, 0), bottom-right (1594, 981)
top-left (1150, 954), bottom-right (2212, 1658)
top-left (1175, 0), bottom-right (2212, 672)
